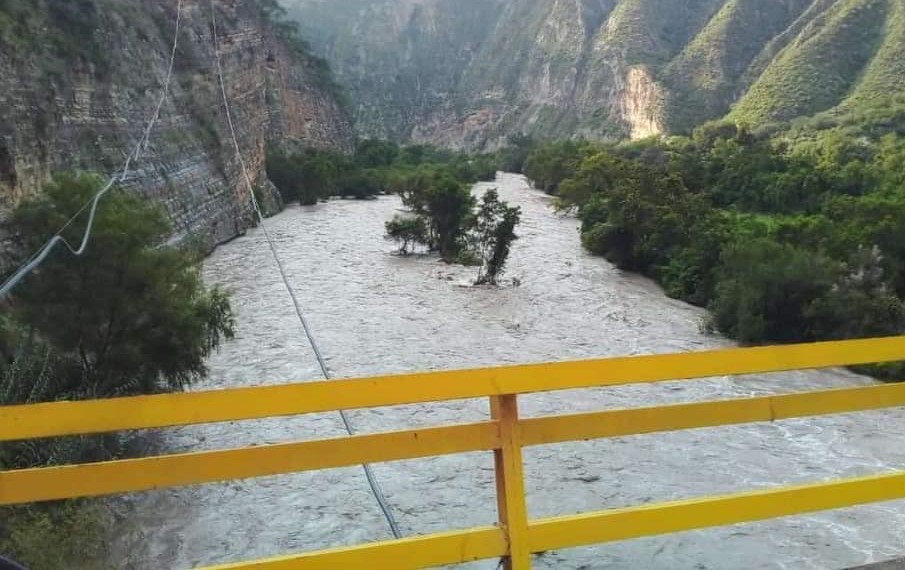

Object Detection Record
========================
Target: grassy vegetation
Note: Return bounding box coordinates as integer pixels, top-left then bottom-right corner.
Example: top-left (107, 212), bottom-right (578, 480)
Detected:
top-left (841, 0), bottom-right (905, 109)
top-left (663, 0), bottom-right (813, 132)
top-left (600, 0), bottom-right (725, 66)
top-left (729, 0), bottom-right (889, 124)
top-left (0, 502), bottom-right (109, 570)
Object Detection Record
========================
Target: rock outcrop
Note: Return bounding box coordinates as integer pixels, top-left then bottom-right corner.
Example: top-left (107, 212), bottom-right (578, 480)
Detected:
top-left (0, 0), bottom-right (352, 267)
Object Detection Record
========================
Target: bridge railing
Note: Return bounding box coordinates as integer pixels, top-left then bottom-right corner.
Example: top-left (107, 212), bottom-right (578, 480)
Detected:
top-left (2, 336), bottom-right (905, 569)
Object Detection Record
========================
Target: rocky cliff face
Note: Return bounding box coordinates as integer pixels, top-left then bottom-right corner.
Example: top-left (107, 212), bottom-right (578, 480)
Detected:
top-left (284, 0), bottom-right (905, 148)
top-left (0, 0), bottom-right (352, 266)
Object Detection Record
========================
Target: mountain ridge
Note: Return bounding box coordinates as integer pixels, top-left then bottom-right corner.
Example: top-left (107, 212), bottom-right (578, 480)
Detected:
top-left (283, 0), bottom-right (905, 148)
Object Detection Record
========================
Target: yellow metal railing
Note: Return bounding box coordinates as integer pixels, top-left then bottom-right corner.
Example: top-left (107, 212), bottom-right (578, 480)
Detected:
top-left (3, 336), bottom-right (905, 569)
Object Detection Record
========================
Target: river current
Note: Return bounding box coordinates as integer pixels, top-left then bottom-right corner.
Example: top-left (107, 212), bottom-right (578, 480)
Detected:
top-left (111, 173), bottom-right (905, 569)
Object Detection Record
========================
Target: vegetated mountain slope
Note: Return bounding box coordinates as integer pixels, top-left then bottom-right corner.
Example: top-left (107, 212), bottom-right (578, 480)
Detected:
top-left (283, 0), bottom-right (905, 148)
top-left (0, 0), bottom-right (352, 268)
top-left (662, 0), bottom-right (817, 132)
top-left (839, 0), bottom-right (905, 111)
top-left (728, 0), bottom-right (890, 125)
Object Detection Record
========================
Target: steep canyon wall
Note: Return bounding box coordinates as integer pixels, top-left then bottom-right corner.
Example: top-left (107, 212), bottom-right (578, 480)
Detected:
top-left (0, 0), bottom-right (352, 267)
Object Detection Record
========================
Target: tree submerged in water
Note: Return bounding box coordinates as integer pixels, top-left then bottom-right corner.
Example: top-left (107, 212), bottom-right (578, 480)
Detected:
top-left (384, 214), bottom-right (428, 255)
top-left (473, 189), bottom-right (521, 285)
top-left (384, 171), bottom-right (521, 285)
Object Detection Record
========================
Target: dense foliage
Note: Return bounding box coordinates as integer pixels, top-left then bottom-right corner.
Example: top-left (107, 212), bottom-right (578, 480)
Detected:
top-left (266, 139), bottom-right (496, 205)
top-left (396, 169), bottom-right (477, 261)
top-left (267, 139), bottom-right (513, 280)
top-left (4, 174), bottom-right (235, 406)
top-left (506, 121), bottom-right (905, 377)
top-left (1, 174), bottom-right (237, 567)
top-left (472, 189), bottom-right (522, 285)
top-left (385, 169), bottom-right (522, 283)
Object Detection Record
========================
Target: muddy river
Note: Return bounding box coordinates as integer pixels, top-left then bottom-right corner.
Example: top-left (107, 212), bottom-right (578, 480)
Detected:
top-left (111, 173), bottom-right (905, 570)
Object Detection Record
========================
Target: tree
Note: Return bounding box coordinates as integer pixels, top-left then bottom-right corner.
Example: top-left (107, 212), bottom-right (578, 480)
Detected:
top-left (266, 146), bottom-right (347, 205)
top-left (298, 151), bottom-right (341, 204)
top-left (337, 169), bottom-right (383, 199)
top-left (384, 215), bottom-right (428, 255)
top-left (422, 175), bottom-right (475, 260)
top-left (1, 174), bottom-right (238, 570)
top-left (7, 173), bottom-right (235, 397)
top-left (473, 189), bottom-right (521, 285)
top-left (355, 139), bottom-right (399, 168)
top-left (265, 147), bottom-right (300, 202)
top-left (807, 246), bottom-right (905, 341)
top-left (523, 141), bottom-right (584, 194)
top-left (708, 239), bottom-right (836, 343)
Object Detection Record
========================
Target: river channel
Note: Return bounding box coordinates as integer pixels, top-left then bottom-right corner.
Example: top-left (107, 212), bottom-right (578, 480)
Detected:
top-left (111, 173), bottom-right (905, 570)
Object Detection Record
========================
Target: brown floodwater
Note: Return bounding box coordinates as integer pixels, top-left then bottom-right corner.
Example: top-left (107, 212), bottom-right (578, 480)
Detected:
top-left (111, 174), bottom-right (905, 570)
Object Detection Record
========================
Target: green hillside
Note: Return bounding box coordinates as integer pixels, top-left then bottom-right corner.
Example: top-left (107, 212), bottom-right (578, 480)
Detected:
top-left (283, 0), bottom-right (905, 145)
top-left (729, 0), bottom-right (889, 124)
top-left (842, 0), bottom-right (905, 108)
top-left (663, 0), bottom-right (814, 131)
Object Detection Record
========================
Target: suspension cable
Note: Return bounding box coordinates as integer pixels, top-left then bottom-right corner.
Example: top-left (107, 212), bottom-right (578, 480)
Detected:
top-left (209, 0), bottom-right (402, 540)
top-left (0, 0), bottom-right (185, 299)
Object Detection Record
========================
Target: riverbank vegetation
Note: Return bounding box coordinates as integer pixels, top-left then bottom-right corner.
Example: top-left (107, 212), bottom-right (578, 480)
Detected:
top-left (267, 139), bottom-right (519, 283)
top-left (502, 116), bottom-right (905, 378)
top-left (266, 139), bottom-right (496, 205)
top-left (0, 173), bottom-right (236, 567)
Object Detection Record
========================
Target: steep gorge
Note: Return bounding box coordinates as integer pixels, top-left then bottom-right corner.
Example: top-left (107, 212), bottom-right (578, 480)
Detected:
top-left (0, 0), bottom-right (352, 267)
top-left (284, 0), bottom-right (905, 148)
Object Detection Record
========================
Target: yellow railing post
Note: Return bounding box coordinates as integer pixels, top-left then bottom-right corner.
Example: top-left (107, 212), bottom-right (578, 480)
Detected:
top-left (490, 394), bottom-right (531, 570)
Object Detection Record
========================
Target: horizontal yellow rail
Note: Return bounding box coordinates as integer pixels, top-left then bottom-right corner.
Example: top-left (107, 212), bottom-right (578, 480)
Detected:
top-left (528, 469), bottom-right (905, 551)
top-left (0, 422), bottom-right (499, 505)
top-left (203, 526), bottom-right (507, 570)
top-left (520, 382), bottom-right (905, 445)
top-left (2, 336), bottom-right (905, 569)
top-left (208, 470), bottom-right (905, 570)
top-left (5, 383), bottom-right (905, 506)
top-left (2, 336), bottom-right (904, 441)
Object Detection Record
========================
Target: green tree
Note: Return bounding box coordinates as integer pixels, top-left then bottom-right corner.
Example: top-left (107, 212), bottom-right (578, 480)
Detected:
top-left (524, 141), bottom-right (584, 194)
top-left (473, 190), bottom-right (521, 285)
top-left (265, 146), bottom-right (301, 203)
top-left (708, 239), bottom-right (836, 343)
top-left (384, 215), bottom-right (428, 255)
top-left (337, 169), bottom-right (384, 199)
top-left (7, 173), bottom-right (235, 397)
top-left (355, 139), bottom-right (399, 168)
top-left (298, 151), bottom-right (342, 204)
top-left (423, 175), bottom-right (475, 260)
top-left (807, 247), bottom-right (905, 341)
top-left (1, 173), bottom-right (238, 570)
